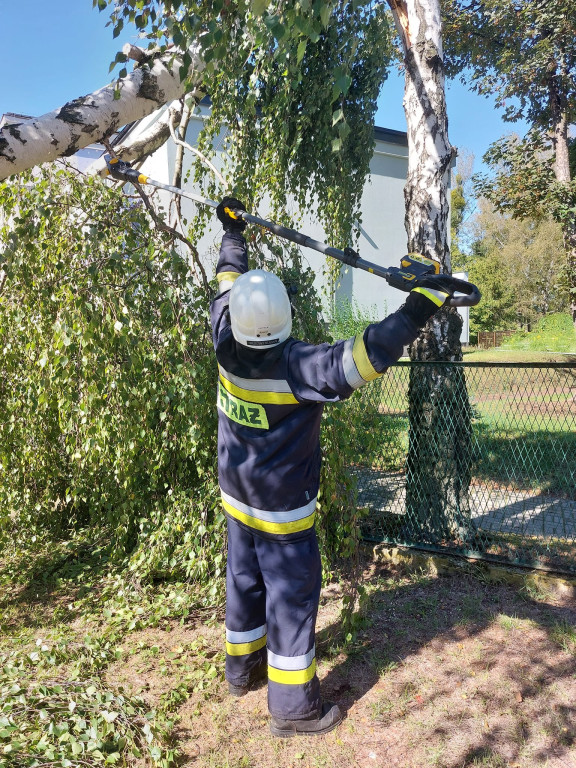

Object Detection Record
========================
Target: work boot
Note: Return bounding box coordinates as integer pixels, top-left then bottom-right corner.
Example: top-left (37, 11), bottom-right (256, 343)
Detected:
top-left (270, 702), bottom-right (342, 737)
top-left (227, 663), bottom-right (267, 697)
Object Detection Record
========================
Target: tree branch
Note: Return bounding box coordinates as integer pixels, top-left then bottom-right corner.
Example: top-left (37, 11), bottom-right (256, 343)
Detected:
top-left (172, 99), bottom-right (193, 191)
top-left (168, 110), bottom-right (228, 189)
top-left (131, 182), bottom-right (210, 293)
top-left (0, 46), bottom-right (206, 181)
top-left (91, 102), bottom-right (190, 177)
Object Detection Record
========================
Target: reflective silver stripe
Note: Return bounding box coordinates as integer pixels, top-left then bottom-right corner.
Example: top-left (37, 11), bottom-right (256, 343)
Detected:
top-left (268, 645), bottom-right (316, 671)
top-left (216, 271), bottom-right (241, 296)
top-left (342, 337), bottom-right (366, 390)
top-left (226, 624), bottom-right (267, 644)
top-left (217, 280), bottom-right (236, 295)
top-left (219, 365), bottom-right (293, 394)
top-left (221, 490), bottom-right (317, 524)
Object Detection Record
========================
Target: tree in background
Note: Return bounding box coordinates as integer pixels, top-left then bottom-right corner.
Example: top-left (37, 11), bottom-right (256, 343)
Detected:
top-left (442, 0), bottom-right (576, 326)
top-left (466, 200), bottom-right (567, 336)
top-left (450, 172), bottom-right (467, 268)
top-left (450, 151), bottom-right (475, 270)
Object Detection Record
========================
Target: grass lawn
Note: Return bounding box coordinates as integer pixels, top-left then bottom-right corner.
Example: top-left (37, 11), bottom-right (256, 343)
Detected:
top-left (462, 348), bottom-right (576, 364)
top-left (1, 546), bottom-right (575, 768)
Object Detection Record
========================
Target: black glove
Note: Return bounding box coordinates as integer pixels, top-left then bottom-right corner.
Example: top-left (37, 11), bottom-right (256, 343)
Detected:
top-left (414, 273), bottom-right (460, 303)
top-left (402, 273), bottom-right (456, 327)
top-left (216, 196), bottom-right (247, 232)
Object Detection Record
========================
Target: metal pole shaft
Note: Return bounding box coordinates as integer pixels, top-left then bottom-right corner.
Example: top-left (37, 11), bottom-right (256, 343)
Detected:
top-left (241, 212), bottom-right (392, 279)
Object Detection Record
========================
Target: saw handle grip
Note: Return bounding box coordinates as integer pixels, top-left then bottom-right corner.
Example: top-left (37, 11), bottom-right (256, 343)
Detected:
top-left (444, 278), bottom-right (481, 308)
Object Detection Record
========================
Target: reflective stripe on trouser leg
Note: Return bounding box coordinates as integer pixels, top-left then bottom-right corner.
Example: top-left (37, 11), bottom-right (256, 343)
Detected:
top-left (254, 529), bottom-right (322, 719)
top-left (225, 520), bottom-right (267, 686)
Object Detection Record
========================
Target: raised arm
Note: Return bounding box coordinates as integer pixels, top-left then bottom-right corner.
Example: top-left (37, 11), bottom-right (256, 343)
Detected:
top-left (287, 276), bottom-right (457, 403)
top-left (210, 197), bottom-right (249, 348)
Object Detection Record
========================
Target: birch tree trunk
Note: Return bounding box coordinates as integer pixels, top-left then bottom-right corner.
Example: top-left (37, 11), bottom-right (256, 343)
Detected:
top-left (388, 0), bottom-right (474, 544)
top-left (0, 48), bottom-right (205, 181)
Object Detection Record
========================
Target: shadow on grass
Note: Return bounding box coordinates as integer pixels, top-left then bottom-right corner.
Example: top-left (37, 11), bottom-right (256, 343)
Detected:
top-left (0, 536), bottom-right (112, 633)
top-left (316, 560), bottom-right (576, 767)
top-left (471, 426), bottom-right (576, 500)
top-left (2, 539), bottom-right (575, 767)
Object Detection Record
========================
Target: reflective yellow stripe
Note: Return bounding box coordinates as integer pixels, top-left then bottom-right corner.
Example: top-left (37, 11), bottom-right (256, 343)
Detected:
top-left (222, 498), bottom-right (315, 535)
top-left (217, 271), bottom-right (241, 284)
top-left (218, 381), bottom-right (269, 429)
top-left (137, 174), bottom-right (148, 184)
top-left (268, 659), bottom-right (316, 685)
top-left (219, 373), bottom-right (298, 405)
top-left (226, 635), bottom-right (267, 656)
top-left (411, 286), bottom-right (446, 307)
top-left (352, 334), bottom-right (381, 382)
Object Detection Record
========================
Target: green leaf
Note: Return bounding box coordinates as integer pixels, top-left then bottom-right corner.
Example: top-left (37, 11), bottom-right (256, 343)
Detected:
top-left (333, 74), bottom-right (352, 99)
top-left (252, 0), bottom-right (268, 16)
top-left (296, 39), bottom-right (307, 64)
top-left (71, 740), bottom-right (83, 756)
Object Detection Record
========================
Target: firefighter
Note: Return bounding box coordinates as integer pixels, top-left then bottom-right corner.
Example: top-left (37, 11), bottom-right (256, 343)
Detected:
top-left (210, 197), bottom-right (458, 737)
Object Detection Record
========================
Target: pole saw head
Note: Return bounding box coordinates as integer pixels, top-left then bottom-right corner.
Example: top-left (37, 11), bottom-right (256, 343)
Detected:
top-left (104, 154), bottom-right (149, 186)
top-left (384, 253), bottom-right (481, 308)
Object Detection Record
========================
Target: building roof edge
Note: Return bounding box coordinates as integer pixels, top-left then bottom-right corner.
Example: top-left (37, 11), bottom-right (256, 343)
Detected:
top-left (373, 125), bottom-right (408, 147)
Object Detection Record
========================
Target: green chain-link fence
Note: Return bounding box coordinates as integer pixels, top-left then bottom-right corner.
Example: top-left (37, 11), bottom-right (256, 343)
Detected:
top-left (350, 362), bottom-right (576, 574)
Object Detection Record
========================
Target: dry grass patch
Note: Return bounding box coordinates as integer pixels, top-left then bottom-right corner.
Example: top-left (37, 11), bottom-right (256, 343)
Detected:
top-left (2, 552), bottom-right (576, 768)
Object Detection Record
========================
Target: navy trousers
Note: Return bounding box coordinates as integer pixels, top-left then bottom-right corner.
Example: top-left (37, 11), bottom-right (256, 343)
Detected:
top-left (225, 518), bottom-right (322, 719)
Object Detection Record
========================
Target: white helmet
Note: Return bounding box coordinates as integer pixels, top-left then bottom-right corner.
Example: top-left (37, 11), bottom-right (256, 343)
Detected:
top-left (229, 269), bottom-right (292, 348)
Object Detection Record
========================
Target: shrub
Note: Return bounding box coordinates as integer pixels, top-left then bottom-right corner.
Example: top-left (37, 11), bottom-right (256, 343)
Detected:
top-left (501, 313), bottom-right (576, 352)
top-left (0, 168), bottom-right (360, 587)
top-left (328, 298), bottom-right (382, 342)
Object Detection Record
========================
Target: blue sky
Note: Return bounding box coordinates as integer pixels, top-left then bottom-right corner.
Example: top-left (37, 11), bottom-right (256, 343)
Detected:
top-left (0, 0), bottom-right (527, 175)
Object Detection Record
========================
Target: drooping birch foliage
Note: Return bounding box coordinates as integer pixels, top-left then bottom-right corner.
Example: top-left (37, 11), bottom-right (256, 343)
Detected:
top-left (1, 1), bottom-right (391, 248)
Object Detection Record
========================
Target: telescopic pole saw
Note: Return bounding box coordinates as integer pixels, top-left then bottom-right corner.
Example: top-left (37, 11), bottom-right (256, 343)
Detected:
top-left (105, 156), bottom-right (481, 308)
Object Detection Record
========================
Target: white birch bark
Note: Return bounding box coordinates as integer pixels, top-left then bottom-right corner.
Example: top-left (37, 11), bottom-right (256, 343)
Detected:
top-left (388, 0), bottom-right (452, 271)
top-left (0, 48), bottom-right (205, 181)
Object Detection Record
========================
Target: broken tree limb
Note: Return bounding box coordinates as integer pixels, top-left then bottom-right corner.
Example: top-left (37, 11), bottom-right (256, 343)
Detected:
top-left (90, 101), bottom-right (191, 176)
top-left (0, 46), bottom-right (205, 181)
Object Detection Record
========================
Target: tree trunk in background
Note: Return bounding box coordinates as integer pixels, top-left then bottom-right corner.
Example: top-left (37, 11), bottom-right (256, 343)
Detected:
top-left (548, 68), bottom-right (576, 327)
top-left (564, 227), bottom-right (576, 326)
top-left (388, 0), bottom-right (474, 543)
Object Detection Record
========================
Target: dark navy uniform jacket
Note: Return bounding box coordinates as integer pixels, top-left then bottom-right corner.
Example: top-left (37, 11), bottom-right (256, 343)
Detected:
top-left (210, 231), bottom-right (427, 541)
